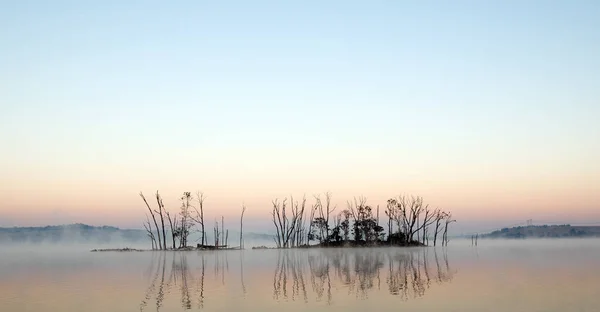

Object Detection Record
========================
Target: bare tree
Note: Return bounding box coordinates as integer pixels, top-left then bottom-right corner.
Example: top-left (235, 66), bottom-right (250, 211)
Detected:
top-left (292, 198), bottom-right (307, 247)
top-left (405, 196), bottom-right (425, 243)
top-left (166, 211), bottom-right (178, 249)
top-left (191, 191), bottom-right (206, 246)
top-left (387, 195), bottom-right (427, 244)
top-left (271, 196), bottom-right (306, 248)
top-left (384, 195), bottom-right (453, 247)
top-left (221, 216), bottom-right (225, 246)
top-left (417, 206), bottom-right (438, 245)
top-left (442, 212), bottom-right (456, 246)
top-left (433, 211), bottom-right (446, 246)
top-left (271, 198), bottom-right (284, 248)
top-left (144, 214), bottom-right (157, 250)
top-left (240, 204), bottom-right (247, 249)
top-left (287, 196), bottom-right (306, 247)
top-left (140, 192), bottom-right (162, 250)
top-left (155, 191), bottom-right (167, 250)
top-left (214, 219), bottom-right (220, 247)
top-left (385, 199), bottom-right (396, 244)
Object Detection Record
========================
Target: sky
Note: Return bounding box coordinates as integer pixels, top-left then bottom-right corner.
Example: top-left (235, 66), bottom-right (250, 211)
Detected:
top-left (1, 0), bottom-right (599, 234)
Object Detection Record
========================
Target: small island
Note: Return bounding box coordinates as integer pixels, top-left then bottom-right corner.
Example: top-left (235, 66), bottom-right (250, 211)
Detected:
top-left (135, 191), bottom-right (457, 251)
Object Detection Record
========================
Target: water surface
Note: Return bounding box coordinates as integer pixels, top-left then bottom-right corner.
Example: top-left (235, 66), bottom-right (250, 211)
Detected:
top-left (1, 239), bottom-right (599, 311)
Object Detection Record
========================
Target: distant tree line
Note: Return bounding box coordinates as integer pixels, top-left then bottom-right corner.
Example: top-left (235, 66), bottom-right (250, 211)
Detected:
top-left (271, 193), bottom-right (455, 248)
top-left (482, 224), bottom-right (600, 239)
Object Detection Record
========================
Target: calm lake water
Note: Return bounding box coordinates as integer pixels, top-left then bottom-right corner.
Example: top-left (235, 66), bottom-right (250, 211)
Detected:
top-left (1, 239), bottom-right (600, 311)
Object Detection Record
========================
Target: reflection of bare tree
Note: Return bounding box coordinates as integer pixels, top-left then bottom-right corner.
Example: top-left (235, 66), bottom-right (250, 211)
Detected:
top-left (140, 252), bottom-right (211, 311)
top-left (240, 252), bottom-right (246, 297)
top-left (140, 252), bottom-right (166, 311)
top-left (308, 253), bottom-right (331, 303)
top-left (141, 249), bottom-right (455, 311)
top-left (311, 249), bottom-right (384, 299)
top-left (353, 251), bottom-right (384, 299)
top-left (171, 253), bottom-right (192, 309)
top-left (434, 249), bottom-right (455, 283)
top-left (197, 254), bottom-right (205, 309)
top-left (387, 249), bottom-right (454, 300)
top-left (209, 251), bottom-right (229, 287)
top-left (332, 252), bottom-right (352, 286)
top-left (272, 248), bottom-right (455, 303)
top-left (273, 251), bottom-right (308, 302)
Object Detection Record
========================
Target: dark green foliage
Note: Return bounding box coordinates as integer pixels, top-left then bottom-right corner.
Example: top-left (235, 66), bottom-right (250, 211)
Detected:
top-left (387, 232), bottom-right (407, 245)
top-left (328, 225), bottom-right (343, 243)
top-left (310, 217), bottom-right (328, 243)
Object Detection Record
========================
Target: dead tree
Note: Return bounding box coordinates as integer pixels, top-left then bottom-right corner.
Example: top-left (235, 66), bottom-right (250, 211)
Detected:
top-left (290, 196), bottom-right (307, 247)
top-left (166, 211), bottom-right (178, 249)
top-left (385, 199), bottom-right (396, 243)
top-left (271, 196), bottom-right (306, 248)
top-left (288, 196), bottom-right (306, 247)
top-left (221, 216), bottom-right (225, 246)
top-left (155, 191), bottom-right (167, 250)
top-left (385, 196), bottom-right (408, 242)
top-left (295, 209), bottom-right (305, 247)
top-left (406, 196), bottom-right (425, 243)
top-left (140, 192), bottom-right (162, 250)
top-left (307, 201), bottom-right (318, 244)
top-left (418, 206), bottom-right (438, 245)
top-left (271, 199), bottom-right (284, 248)
top-left (240, 204), bottom-right (246, 249)
top-left (191, 191), bottom-right (206, 246)
top-left (442, 212), bottom-right (456, 246)
top-left (144, 214), bottom-right (157, 250)
top-left (214, 219), bottom-right (220, 247)
top-left (433, 211), bottom-right (446, 246)
top-left (389, 195), bottom-right (427, 244)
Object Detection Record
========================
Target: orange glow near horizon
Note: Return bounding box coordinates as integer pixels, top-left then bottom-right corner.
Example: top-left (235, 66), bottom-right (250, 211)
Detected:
top-left (2, 157), bottom-right (598, 231)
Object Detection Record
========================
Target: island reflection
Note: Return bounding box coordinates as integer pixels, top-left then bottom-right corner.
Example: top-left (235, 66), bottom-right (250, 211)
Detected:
top-left (140, 248), bottom-right (455, 310)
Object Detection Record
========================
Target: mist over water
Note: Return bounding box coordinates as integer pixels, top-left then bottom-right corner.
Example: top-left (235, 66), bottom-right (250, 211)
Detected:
top-left (1, 239), bottom-right (600, 311)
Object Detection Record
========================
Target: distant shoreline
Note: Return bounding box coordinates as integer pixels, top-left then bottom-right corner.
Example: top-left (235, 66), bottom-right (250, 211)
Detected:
top-left (480, 225), bottom-right (600, 239)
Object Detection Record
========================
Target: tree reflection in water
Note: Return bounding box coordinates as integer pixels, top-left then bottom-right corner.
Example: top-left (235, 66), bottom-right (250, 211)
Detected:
top-left (273, 250), bottom-right (308, 302)
top-left (140, 248), bottom-right (454, 310)
top-left (274, 248), bottom-right (455, 302)
top-left (140, 252), bottom-right (211, 311)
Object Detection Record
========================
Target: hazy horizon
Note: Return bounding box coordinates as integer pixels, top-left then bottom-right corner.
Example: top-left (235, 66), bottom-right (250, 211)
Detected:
top-left (2, 1), bottom-right (599, 235)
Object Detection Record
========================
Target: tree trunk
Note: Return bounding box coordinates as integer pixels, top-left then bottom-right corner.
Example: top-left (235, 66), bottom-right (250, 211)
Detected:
top-left (156, 192), bottom-right (167, 250)
top-left (221, 216), bottom-right (225, 247)
top-left (240, 205), bottom-right (246, 249)
top-left (140, 192), bottom-right (162, 250)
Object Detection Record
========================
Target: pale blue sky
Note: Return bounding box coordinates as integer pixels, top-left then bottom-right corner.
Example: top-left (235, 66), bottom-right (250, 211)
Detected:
top-left (1, 1), bottom-right (599, 231)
